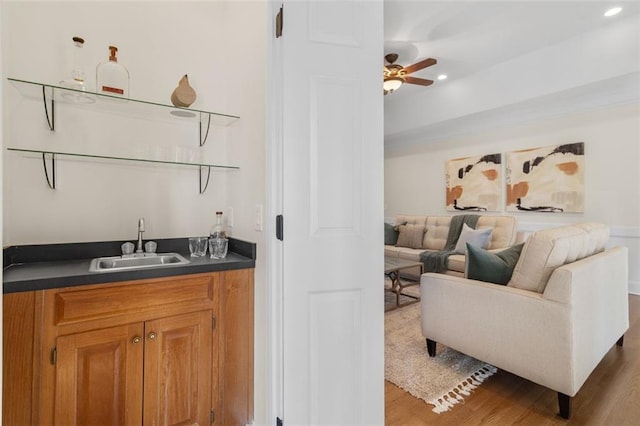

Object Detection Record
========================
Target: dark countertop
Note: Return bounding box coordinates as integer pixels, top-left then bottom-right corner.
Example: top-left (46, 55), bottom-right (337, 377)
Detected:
top-left (3, 237), bottom-right (256, 294)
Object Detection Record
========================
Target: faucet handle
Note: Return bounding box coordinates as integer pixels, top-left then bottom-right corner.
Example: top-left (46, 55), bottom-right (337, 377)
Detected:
top-left (121, 242), bottom-right (135, 256)
top-left (144, 241), bottom-right (157, 254)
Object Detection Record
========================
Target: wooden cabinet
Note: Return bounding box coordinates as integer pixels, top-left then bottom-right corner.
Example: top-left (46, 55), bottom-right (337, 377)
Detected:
top-left (3, 269), bottom-right (254, 426)
top-left (143, 311), bottom-right (212, 426)
top-left (54, 322), bottom-right (145, 425)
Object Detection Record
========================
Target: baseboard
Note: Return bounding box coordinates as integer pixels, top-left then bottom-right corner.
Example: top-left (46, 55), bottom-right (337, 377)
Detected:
top-left (629, 280), bottom-right (640, 296)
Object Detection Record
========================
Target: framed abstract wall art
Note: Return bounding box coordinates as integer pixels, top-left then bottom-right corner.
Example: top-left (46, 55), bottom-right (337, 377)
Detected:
top-left (505, 142), bottom-right (585, 213)
top-left (445, 153), bottom-right (502, 212)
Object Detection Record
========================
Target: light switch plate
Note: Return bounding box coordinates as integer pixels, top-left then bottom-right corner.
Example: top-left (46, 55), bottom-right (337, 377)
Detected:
top-left (226, 207), bottom-right (234, 228)
top-left (255, 204), bottom-right (263, 231)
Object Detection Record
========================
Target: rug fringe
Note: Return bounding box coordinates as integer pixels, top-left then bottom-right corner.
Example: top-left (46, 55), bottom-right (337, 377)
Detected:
top-left (428, 364), bottom-right (498, 414)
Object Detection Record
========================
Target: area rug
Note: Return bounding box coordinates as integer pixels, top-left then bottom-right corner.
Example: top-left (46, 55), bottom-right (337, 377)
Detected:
top-left (385, 300), bottom-right (497, 413)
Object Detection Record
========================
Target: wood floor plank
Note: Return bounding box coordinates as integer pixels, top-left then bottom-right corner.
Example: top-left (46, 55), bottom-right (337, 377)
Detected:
top-left (386, 295), bottom-right (640, 425)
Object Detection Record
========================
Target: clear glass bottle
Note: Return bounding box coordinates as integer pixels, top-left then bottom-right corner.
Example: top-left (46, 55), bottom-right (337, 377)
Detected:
top-left (96, 45), bottom-right (130, 98)
top-left (210, 211), bottom-right (227, 239)
top-left (59, 36), bottom-right (87, 92)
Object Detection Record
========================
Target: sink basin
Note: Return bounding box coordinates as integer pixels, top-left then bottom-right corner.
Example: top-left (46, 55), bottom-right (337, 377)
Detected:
top-left (89, 253), bottom-right (190, 273)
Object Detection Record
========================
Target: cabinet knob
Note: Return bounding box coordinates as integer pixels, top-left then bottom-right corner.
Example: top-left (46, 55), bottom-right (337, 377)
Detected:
top-left (132, 336), bottom-right (142, 344)
top-left (148, 332), bottom-right (157, 341)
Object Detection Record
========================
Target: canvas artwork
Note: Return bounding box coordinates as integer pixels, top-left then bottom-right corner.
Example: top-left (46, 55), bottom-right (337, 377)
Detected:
top-left (505, 142), bottom-right (585, 213)
top-left (445, 154), bottom-right (502, 212)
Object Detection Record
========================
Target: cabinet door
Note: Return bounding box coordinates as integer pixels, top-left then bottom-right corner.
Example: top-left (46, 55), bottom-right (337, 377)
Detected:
top-left (143, 310), bottom-right (212, 426)
top-left (54, 323), bottom-right (144, 425)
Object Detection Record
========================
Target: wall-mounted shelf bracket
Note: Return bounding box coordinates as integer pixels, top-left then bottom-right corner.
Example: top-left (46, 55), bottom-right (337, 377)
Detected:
top-left (200, 113), bottom-right (211, 146)
top-left (42, 85), bottom-right (55, 131)
top-left (42, 152), bottom-right (56, 189)
top-left (199, 165), bottom-right (211, 194)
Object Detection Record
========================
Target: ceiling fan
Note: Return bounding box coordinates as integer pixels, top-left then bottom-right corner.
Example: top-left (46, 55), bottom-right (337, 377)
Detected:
top-left (383, 53), bottom-right (437, 95)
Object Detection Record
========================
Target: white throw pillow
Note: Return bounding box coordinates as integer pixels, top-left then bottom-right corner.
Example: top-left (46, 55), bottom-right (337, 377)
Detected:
top-left (453, 223), bottom-right (493, 254)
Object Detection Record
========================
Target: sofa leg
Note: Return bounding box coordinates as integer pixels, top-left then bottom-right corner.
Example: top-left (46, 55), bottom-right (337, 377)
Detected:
top-left (426, 339), bottom-right (437, 357)
top-left (558, 393), bottom-right (572, 419)
top-left (617, 335), bottom-right (624, 347)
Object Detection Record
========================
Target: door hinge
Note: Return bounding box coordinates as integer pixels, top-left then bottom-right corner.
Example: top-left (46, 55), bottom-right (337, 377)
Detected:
top-left (277, 417), bottom-right (283, 426)
top-left (210, 409), bottom-right (215, 423)
top-left (276, 6), bottom-right (283, 38)
top-left (212, 315), bottom-right (217, 330)
top-left (276, 215), bottom-right (283, 241)
top-left (50, 347), bottom-right (57, 365)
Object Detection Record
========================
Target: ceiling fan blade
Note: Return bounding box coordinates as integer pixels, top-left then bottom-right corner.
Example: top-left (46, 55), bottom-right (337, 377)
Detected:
top-left (405, 76), bottom-right (434, 87)
top-left (403, 58), bottom-right (437, 75)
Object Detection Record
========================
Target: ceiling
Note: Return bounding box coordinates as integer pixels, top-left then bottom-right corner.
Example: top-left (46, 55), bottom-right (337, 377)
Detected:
top-left (383, 0), bottom-right (640, 144)
top-left (384, 0), bottom-right (640, 99)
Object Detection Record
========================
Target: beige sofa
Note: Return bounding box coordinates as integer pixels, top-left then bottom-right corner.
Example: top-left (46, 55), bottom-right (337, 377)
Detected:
top-left (385, 215), bottom-right (518, 277)
top-left (420, 223), bottom-right (629, 419)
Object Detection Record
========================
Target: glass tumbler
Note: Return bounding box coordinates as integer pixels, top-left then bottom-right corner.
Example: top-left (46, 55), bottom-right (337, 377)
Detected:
top-left (188, 237), bottom-right (208, 257)
top-left (209, 237), bottom-right (228, 259)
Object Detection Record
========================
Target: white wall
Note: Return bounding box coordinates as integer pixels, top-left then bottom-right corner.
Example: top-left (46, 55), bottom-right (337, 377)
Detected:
top-left (385, 103), bottom-right (640, 294)
top-left (2, 1), bottom-right (267, 423)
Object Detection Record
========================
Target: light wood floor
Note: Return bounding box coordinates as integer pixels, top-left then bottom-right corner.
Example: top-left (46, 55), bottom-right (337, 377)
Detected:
top-left (386, 295), bottom-right (640, 425)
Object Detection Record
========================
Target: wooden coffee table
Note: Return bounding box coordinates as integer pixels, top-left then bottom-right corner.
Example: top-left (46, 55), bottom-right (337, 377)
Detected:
top-left (384, 257), bottom-right (423, 311)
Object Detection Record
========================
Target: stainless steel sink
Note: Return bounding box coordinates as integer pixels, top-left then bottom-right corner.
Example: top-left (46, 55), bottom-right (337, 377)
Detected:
top-left (89, 253), bottom-right (190, 273)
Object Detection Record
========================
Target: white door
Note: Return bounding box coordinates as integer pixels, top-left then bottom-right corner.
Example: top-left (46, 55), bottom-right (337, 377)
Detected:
top-left (277, 1), bottom-right (384, 424)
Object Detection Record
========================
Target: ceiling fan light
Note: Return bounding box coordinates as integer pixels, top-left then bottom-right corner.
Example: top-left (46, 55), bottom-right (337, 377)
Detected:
top-left (604, 7), bottom-right (622, 17)
top-left (437, 74), bottom-right (448, 81)
top-left (383, 77), bottom-right (403, 93)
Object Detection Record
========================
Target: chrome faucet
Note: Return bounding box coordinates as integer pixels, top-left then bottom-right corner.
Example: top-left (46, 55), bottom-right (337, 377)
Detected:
top-left (136, 217), bottom-right (145, 253)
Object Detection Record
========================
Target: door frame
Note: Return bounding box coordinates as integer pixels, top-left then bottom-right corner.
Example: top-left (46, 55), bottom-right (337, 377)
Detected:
top-left (265, 1), bottom-right (284, 423)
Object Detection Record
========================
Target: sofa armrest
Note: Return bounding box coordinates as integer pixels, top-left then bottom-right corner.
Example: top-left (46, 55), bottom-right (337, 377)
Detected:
top-left (542, 246), bottom-right (629, 392)
top-left (543, 246), bottom-right (628, 304)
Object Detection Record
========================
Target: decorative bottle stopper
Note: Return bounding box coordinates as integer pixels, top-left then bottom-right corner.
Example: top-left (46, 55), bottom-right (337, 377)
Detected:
top-left (171, 74), bottom-right (197, 107)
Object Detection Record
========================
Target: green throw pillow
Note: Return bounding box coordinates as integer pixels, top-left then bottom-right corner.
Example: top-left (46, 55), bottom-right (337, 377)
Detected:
top-left (384, 222), bottom-right (399, 245)
top-left (466, 243), bottom-right (525, 285)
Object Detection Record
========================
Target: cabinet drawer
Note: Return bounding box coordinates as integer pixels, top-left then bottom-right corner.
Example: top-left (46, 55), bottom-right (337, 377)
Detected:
top-left (52, 274), bottom-right (215, 326)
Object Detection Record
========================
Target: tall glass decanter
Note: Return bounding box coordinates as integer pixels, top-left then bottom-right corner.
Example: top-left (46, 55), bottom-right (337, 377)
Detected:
top-left (59, 36), bottom-right (94, 103)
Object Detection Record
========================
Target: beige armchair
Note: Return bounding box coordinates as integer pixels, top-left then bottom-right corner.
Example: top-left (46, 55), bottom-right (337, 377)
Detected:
top-left (420, 223), bottom-right (629, 419)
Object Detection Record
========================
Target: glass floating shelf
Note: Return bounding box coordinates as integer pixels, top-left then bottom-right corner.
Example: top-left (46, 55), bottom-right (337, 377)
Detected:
top-left (8, 77), bottom-right (240, 127)
top-left (7, 147), bottom-right (240, 170)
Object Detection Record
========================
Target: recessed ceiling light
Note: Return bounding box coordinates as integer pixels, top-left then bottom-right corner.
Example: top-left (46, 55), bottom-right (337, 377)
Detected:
top-left (437, 74), bottom-right (448, 81)
top-left (604, 7), bottom-right (622, 17)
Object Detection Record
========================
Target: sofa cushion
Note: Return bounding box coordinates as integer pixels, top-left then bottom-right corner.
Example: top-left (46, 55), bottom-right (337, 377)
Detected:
top-left (477, 216), bottom-right (517, 250)
top-left (384, 245), bottom-right (401, 258)
top-left (466, 243), bottom-right (524, 285)
top-left (447, 254), bottom-right (466, 273)
top-left (508, 223), bottom-right (609, 293)
top-left (423, 216), bottom-right (452, 250)
top-left (453, 223), bottom-right (492, 254)
top-left (384, 223), bottom-right (399, 245)
top-left (396, 224), bottom-right (427, 249)
top-left (397, 248), bottom-right (425, 262)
